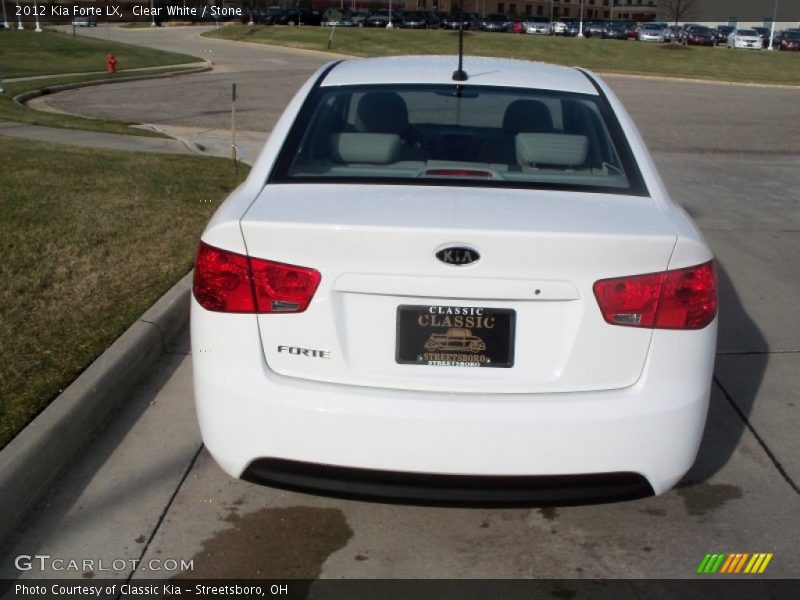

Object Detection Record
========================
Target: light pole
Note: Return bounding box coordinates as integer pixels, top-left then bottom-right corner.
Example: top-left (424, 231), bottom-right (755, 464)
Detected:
top-left (2, 0), bottom-right (9, 30)
top-left (578, 0), bottom-right (584, 37)
top-left (768, 0), bottom-right (779, 50)
top-left (33, 0), bottom-right (41, 31)
top-left (15, 0), bottom-right (22, 29)
top-left (150, 0), bottom-right (156, 26)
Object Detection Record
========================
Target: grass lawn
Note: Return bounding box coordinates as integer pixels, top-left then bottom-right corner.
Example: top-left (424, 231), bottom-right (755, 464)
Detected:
top-left (0, 137), bottom-right (247, 449)
top-left (205, 26), bottom-right (800, 86)
top-left (0, 29), bottom-right (197, 78)
top-left (0, 68), bottom-right (200, 138)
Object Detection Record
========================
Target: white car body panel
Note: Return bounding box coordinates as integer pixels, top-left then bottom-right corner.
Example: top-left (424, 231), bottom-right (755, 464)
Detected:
top-left (192, 56), bottom-right (717, 498)
top-left (241, 184), bottom-right (678, 393)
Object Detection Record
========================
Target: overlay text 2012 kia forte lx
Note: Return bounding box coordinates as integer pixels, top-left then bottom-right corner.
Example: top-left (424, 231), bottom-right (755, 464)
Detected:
top-left (191, 56), bottom-right (718, 504)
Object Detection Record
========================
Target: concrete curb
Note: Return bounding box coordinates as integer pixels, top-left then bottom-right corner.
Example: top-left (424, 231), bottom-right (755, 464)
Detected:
top-left (0, 272), bottom-right (193, 545)
top-left (12, 62), bottom-right (211, 109)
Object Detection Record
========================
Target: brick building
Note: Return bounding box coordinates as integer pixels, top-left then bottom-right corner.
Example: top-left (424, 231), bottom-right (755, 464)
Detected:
top-left (399, 1), bottom-right (658, 20)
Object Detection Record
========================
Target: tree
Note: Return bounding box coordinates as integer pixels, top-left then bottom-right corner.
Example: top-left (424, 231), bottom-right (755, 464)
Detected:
top-left (659, 0), bottom-right (702, 26)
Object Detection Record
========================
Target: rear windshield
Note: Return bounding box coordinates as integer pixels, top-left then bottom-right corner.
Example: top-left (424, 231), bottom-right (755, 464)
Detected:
top-left (271, 84), bottom-right (647, 195)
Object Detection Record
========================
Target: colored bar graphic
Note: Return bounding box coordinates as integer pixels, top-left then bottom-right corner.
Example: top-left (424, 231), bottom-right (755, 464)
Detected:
top-left (758, 554), bottom-right (773, 573)
top-left (744, 554), bottom-right (760, 574)
top-left (734, 553), bottom-right (750, 573)
top-left (719, 553), bottom-right (736, 573)
top-left (710, 553), bottom-right (726, 573)
top-left (696, 554), bottom-right (712, 574)
top-left (699, 552), bottom-right (774, 575)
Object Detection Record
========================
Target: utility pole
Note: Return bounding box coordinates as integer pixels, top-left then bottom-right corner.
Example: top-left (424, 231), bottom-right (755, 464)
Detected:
top-left (33, 0), bottom-right (41, 31)
top-left (1, 0), bottom-right (9, 30)
top-left (578, 0), bottom-right (585, 36)
top-left (768, 0), bottom-right (779, 50)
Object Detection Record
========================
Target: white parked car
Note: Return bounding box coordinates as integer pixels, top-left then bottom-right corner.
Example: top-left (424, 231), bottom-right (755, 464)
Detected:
top-left (192, 56), bottom-right (718, 503)
top-left (637, 23), bottom-right (666, 42)
top-left (523, 17), bottom-right (552, 35)
top-left (728, 28), bottom-right (762, 49)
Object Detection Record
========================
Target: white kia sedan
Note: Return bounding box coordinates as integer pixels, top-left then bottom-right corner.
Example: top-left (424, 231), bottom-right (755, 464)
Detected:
top-left (192, 56), bottom-right (717, 503)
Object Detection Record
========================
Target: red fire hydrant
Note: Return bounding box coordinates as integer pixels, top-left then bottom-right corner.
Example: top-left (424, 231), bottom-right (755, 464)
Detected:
top-left (106, 53), bottom-right (117, 74)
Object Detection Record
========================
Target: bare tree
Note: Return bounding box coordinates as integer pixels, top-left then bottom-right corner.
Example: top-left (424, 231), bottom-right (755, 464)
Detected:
top-left (660, 0), bottom-right (702, 25)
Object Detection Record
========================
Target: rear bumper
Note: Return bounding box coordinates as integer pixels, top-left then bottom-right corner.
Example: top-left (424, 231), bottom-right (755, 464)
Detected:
top-left (243, 458), bottom-right (653, 505)
top-left (192, 298), bottom-right (716, 499)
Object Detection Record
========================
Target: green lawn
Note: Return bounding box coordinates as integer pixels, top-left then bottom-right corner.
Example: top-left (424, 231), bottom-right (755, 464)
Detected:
top-left (0, 29), bottom-right (205, 136)
top-left (205, 26), bottom-right (800, 86)
top-left (0, 29), bottom-right (197, 78)
top-left (0, 137), bottom-right (248, 449)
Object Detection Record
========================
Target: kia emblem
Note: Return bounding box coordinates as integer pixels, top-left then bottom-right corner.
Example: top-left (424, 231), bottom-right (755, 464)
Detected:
top-left (436, 245), bottom-right (480, 266)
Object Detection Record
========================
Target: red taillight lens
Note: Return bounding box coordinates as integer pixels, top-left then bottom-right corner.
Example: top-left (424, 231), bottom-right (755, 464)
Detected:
top-left (193, 242), bottom-right (320, 314)
top-left (593, 261), bottom-right (717, 330)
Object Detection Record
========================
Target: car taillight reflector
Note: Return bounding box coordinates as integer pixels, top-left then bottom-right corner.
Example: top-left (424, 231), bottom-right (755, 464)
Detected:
top-left (193, 242), bottom-right (320, 314)
top-left (593, 261), bottom-right (717, 330)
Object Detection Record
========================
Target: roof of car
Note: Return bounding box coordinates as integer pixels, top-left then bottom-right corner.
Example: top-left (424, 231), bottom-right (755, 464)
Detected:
top-left (322, 56), bottom-right (598, 95)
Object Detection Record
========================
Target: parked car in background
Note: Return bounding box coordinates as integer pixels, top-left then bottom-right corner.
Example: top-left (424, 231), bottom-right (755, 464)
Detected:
top-left (663, 25), bottom-right (681, 42)
top-left (714, 25), bottom-right (735, 45)
top-left (321, 8), bottom-right (340, 26)
top-left (603, 22), bottom-right (629, 40)
top-left (72, 16), bottom-right (98, 27)
top-left (192, 55), bottom-right (719, 502)
top-left (509, 20), bottom-right (524, 34)
top-left (365, 10), bottom-right (400, 28)
top-left (621, 20), bottom-right (639, 39)
top-left (425, 12), bottom-right (441, 28)
top-left (728, 28), bottom-right (762, 49)
top-left (637, 22), bottom-right (666, 42)
top-left (751, 26), bottom-right (771, 48)
top-left (553, 17), bottom-right (578, 35)
top-left (350, 10), bottom-right (371, 27)
top-left (775, 29), bottom-right (800, 50)
top-left (479, 14), bottom-right (510, 32)
top-left (583, 20), bottom-right (606, 38)
top-left (523, 16), bottom-right (552, 35)
top-left (256, 7), bottom-right (286, 25)
top-left (400, 12), bottom-right (429, 29)
top-left (683, 25), bottom-right (715, 46)
top-left (442, 13), bottom-right (478, 30)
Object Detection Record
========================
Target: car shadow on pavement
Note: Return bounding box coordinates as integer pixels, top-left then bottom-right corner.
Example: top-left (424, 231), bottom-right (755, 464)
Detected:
top-left (679, 262), bottom-right (768, 486)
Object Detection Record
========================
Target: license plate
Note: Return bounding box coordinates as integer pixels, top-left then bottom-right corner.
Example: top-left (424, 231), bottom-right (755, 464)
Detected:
top-left (396, 305), bottom-right (515, 368)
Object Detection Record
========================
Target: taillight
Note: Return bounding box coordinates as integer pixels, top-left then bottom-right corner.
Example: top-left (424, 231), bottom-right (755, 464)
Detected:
top-left (593, 261), bottom-right (717, 330)
top-left (193, 242), bottom-right (320, 314)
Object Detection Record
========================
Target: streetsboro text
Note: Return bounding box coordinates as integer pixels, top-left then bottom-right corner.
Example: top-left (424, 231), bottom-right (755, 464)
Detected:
top-left (15, 584), bottom-right (278, 596)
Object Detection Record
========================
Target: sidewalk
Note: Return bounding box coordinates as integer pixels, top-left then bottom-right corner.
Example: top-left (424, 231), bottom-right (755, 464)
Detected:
top-left (5, 63), bottom-right (208, 83)
top-left (0, 121), bottom-right (265, 162)
top-left (0, 121), bottom-right (194, 155)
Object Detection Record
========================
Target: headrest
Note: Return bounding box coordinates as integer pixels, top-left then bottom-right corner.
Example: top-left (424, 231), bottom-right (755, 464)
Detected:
top-left (329, 133), bottom-right (401, 164)
top-left (503, 99), bottom-right (554, 134)
top-left (515, 133), bottom-right (589, 167)
top-left (356, 91), bottom-right (409, 135)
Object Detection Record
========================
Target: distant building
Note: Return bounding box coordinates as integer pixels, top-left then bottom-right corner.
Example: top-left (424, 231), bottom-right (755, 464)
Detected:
top-left (402, 1), bottom-right (657, 20)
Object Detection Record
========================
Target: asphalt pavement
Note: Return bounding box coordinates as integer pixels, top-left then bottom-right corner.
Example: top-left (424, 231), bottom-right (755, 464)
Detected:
top-left (1, 25), bottom-right (798, 581)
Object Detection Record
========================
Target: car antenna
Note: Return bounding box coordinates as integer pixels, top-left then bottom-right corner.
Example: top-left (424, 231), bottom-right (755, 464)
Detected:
top-left (452, 16), bottom-right (468, 82)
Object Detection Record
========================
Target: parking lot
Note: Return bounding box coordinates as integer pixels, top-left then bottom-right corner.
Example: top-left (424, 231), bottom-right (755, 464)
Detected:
top-left (1, 25), bottom-right (798, 581)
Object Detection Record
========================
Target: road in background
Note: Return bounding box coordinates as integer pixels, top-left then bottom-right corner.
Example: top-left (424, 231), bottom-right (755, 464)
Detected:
top-left (2, 25), bottom-right (797, 580)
